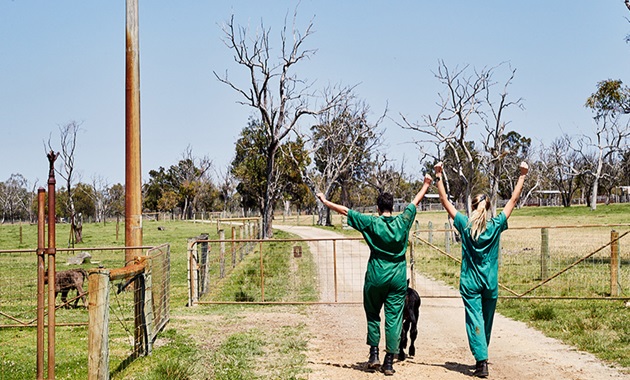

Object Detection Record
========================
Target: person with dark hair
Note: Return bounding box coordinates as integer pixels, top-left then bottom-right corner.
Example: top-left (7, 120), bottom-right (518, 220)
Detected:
top-left (316, 173), bottom-right (432, 376)
top-left (433, 161), bottom-right (529, 378)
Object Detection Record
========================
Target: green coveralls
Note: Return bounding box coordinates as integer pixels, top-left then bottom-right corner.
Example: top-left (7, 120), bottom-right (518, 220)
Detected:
top-left (453, 211), bottom-right (508, 362)
top-left (347, 203), bottom-right (416, 353)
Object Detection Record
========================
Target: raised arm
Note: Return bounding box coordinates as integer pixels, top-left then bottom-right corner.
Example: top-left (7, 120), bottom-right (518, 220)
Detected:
top-left (502, 161), bottom-right (529, 219)
top-left (433, 162), bottom-right (458, 219)
top-left (411, 174), bottom-right (433, 206)
top-left (316, 193), bottom-right (349, 216)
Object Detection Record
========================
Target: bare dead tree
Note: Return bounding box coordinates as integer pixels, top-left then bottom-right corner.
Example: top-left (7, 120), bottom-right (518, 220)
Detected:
top-left (173, 146), bottom-right (213, 220)
top-left (539, 135), bottom-right (582, 207)
top-left (299, 91), bottom-right (383, 225)
top-left (480, 63), bottom-right (525, 216)
top-left (215, 165), bottom-right (238, 214)
top-left (400, 60), bottom-right (494, 215)
top-left (215, 10), bottom-right (350, 237)
top-left (580, 80), bottom-right (630, 210)
top-left (48, 121), bottom-right (83, 246)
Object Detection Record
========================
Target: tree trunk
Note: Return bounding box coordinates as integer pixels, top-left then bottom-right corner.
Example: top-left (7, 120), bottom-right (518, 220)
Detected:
top-left (262, 143), bottom-right (279, 238)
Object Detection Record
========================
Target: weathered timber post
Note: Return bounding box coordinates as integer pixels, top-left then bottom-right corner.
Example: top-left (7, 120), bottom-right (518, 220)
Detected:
top-left (444, 223), bottom-right (451, 255)
top-left (239, 225), bottom-right (244, 261)
top-left (143, 266), bottom-right (154, 355)
top-left (88, 268), bottom-right (110, 380)
top-left (409, 238), bottom-right (416, 290)
top-left (259, 241), bottom-right (265, 301)
top-left (186, 238), bottom-right (198, 306)
top-left (231, 226), bottom-right (237, 268)
top-left (219, 230), bottom-right (226, 278)
top-left (198, 233), bottom-right (209, 295)
top-left (611, 230), bottom-right (620, 297)
top-left (541, 228), bottom-right (549, 280)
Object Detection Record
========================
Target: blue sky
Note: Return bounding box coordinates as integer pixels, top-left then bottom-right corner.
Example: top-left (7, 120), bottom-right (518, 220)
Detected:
top-left (1, 1), bottom-right (629, 186)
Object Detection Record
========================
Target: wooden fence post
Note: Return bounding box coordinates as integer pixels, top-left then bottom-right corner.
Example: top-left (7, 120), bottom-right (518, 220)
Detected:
top-left (611, 230), bottom-right (620, 297)
top-left (186, 238), bottom-right (198, 306)
top-left (541, 228), bottom-right (549, 280)
top-left (232, 226), bottom-right (237, 268)
top-left (219, 230), bottom-right (226, 278)
top-left (88, 268), bottom-right (110, 380)
top-left (239, 225), bottom-right (244, 261)
top-left (143, 269), bottom-right (154, 355)
top-left (444, 223), bottom-right (451, 255)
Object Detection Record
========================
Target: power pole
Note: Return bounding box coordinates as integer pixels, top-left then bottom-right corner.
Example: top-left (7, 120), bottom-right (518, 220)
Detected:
top-left (125, 0), bottom-right (143, 265)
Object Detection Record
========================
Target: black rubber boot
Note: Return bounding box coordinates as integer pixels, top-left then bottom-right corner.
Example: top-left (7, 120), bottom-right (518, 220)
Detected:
top-left (367, 346), bottom-right (380, 369)
top-left (382, 352), bottom-right (395, 376)
top-left (473, 359), bottom-right (489, 378)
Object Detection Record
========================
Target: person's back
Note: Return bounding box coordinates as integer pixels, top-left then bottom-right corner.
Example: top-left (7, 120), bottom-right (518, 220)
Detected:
top-left (348, 201), bottom-right (416, 262)
top-left (316, 178), bottom-right (433, 376)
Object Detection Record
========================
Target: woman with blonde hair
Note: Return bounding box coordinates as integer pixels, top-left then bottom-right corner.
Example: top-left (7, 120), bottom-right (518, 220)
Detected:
top-left (434, 161), bottom-right (529, 378)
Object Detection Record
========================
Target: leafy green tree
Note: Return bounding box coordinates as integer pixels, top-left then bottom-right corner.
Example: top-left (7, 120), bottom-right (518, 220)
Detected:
top-left (231, 119), bottom-right (310, 217)
top-left (106, 183), bottom-right (125, 220)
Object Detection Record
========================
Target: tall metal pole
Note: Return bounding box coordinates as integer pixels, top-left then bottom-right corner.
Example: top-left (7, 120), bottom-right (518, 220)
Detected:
top-left (46, 151), bottom-right (58, 379)
top-left (126, 0), bottom-right (144, 357)
top-left (36, 188), bottom-right (46, 380)
top-left (125, 0), bottom-right (143, 265)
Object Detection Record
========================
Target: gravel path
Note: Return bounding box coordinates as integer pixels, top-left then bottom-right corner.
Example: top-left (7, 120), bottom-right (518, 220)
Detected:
top-left (275, 225), bottom-right (629, 380)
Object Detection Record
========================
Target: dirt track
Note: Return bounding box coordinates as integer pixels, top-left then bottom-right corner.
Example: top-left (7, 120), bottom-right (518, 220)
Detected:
top-left (275, 225), bottom-right (629, 380)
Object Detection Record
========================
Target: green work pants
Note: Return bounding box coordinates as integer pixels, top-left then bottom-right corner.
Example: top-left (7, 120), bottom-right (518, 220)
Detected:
top-left (363, 258), bottom-right (407, 353)
top-left (461, 289), bottom-right (497, 361)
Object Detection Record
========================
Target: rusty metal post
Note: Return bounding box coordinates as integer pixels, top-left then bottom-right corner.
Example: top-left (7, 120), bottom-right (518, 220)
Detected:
top-left (46, 150), bottom-right (58, 379)
top-left (125, 0), bottom-right (142, 264)
top-left (36, 188), bottom-right (46, 380)
top-left (126, 0), bottom-right (144, 359)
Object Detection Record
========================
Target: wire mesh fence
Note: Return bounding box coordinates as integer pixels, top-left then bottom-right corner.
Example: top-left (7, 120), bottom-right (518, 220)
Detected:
top-left (191, 236), bottom-right (373, 305)
top-left (0, 245), bottom-right (170, 379)
top-left (411, 224), bottom-right (630, 299)
top-left (189, 224), bottom-right (630, 306)
top-left (0, 247), bottom-right (135, 328)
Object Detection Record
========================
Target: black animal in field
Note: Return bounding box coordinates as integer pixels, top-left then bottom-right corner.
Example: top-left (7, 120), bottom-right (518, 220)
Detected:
top-left (398, 283), bottom-right (420, 361)
top-left (44, 268), bottom-right (88, 308)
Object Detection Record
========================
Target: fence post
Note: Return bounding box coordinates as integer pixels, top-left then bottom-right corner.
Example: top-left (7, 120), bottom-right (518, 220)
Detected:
top-left (239, 225), bottom-right (244, 261)
top-left (88, 268), bottom-right (111, 380)
top-left (186, 238), bottom-right (198, 307)
top-left (219, 230), bottom-right (226, 278)
top-left (198, 233), bottom-right (209, 295)
top-left (428, 221), bottom-right (433, 244)
top-left (541, 228), bottom-right (549, 280)
top-left (444, 223), bottom-right (451, 255)
top-left (611, 230), bottom-right (620, 297)
top-left (143, 269), bottom-right (154, 355)
top-left (232, 226), bottom-right (237, 268)
top-left (409, 238), bottom-right (416, 290)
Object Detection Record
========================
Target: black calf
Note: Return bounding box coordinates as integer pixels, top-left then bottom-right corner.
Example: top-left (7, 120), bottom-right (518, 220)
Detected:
top-left (399, 284), bottom-right (420, 360)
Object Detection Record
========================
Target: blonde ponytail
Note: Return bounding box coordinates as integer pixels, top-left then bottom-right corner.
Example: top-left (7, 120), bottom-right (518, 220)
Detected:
top-left (469, 194), bottom-right (490, 241)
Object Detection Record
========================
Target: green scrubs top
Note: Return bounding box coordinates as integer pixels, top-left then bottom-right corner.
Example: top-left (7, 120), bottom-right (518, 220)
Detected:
top-left (453, 211), bottom-right (508, 297)
top-left (347, 203), bottom-right (417, 262)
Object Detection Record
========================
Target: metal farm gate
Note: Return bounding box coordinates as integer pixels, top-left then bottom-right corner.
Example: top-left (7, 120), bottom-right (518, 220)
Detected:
top-left (187, 224), bottom-right (630, 306)
top-left (410, 224), bottom-right (630, 300)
